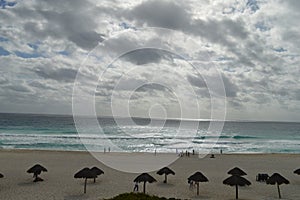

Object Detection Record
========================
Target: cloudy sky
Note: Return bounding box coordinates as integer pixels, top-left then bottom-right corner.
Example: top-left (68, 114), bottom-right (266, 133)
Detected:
top-left (0, 0), bottom-right (300, 122)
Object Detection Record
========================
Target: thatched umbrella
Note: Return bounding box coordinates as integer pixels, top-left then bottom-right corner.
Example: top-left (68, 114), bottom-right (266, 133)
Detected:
top-left (74, 168), bottom-right (97, 194)
top-left (228, 167), bottom-right (247, 176)
top-left (90, 167), bottom-right (104, 183)
top-left (223, 175), bottom-right (251, 199)
top-left (156, 167), bottom-right (175, 183)
top-left (188, 172), bottom-right (209, 196)
top-left (266, 173), bottom-right (289, 199)
top-left (294, 168), bottom-right (300, 175)
top-left (134, 173), bottom-right (156, 194)
top-left (27, 164), bottom-right (47, 182)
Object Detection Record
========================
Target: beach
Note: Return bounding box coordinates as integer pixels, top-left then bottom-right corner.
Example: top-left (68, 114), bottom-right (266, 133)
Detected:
top-left (0, 150), bottom-right (299, 200)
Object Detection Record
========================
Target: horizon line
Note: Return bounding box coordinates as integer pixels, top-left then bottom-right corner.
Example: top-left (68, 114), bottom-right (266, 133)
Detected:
top-left (0, 111), bottom-right (299, 123)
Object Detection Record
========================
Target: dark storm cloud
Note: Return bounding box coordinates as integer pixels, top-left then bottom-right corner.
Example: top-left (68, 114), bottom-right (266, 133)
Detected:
top-left (294, 90), bottom-right (300, 101)
top-left (135, 83), bottom-right (168, 92)
top-left (6, 84), bottom-right (31, 93)
top-left (187, 74), bottom-right (207, 88)
top-left (126, 0), bottom-right (249, 45)
top-left (38, 0), bottom-right (94, 10)
top-left (191, 18), bottom-right (248, 41)
top-left (16, 1), bottom-right (105, 50)
top-left (285, 0), bottom-right (300, 10)
top-left (95, 89), bottom-right (110, 97)
top-left (122, 48), bottom-right (173, 65)
top-left (28, 81), bottom-right (56, 91)
top-left (252, 93), bottom-right (271, 104)
top-left (68, 31), bottom-right (103, 50)
top-left (222, 74), bottom-right (238, 97)
top-left (121, 0), bottom-right (268, 69)
top-left (188, 73), bottom-right (238, 98)
top-left (228, 100), bottom-right (243, 108)
top-left (96, 78), bottom-right (148, 96)
top-left (96, 81), bottom-right (170, 97)
top-left (246, 0), bottom-right (260, 13)
top-left (33, 67), bottom-right (77, 82)
top-left (103, 35), bottom-right (141, 56)
top-left (124, 0), bottom-right (284, 69)
top-left (241, 77), bottom-right (269, 90)
top-left (127, 0), bottom-right (191, 30)
top-left (0, 76), bottom-right (9, 85)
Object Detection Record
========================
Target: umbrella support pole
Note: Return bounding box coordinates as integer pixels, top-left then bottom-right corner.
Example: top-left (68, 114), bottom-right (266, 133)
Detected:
top-left (197, 183), bottom-right (199, 196)
top-left (84, 178), bottom-right (87, 194)
top-left (143, 181), bottom-right (146, 194)
top-left (235, 185), bottom-right (238, 199)
top-left (165, 174), bottom-right (167, 183)
top-left (277, 183), bottom-right (281, 199)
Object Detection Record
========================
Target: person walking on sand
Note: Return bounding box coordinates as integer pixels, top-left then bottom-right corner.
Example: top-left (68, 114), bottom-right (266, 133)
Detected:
top-left (133, 181), bottom-right (139, 192)
top-left (189, 180), bottom-right (194, 190)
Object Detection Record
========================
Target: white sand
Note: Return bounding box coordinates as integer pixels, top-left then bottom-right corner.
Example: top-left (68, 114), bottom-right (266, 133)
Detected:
top-left (0, 150), bottom-right (299, 200)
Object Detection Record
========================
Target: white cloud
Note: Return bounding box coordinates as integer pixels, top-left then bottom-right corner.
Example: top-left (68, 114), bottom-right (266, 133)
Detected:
top-left (0, 0), bottom-right (299, 121)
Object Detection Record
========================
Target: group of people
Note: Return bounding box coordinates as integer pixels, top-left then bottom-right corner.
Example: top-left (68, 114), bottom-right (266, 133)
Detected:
top-left (177, 149), bottom-right (195, 157)
top-left (177, 149), bottom-right (223, 157)
top-left (153, 148), bottom-right (224, 157)
top-left (188, 179), bottom-right (199, 190)
top-left (103, 147), bottom-right (111, 153)
top-left (133, 180), bottom-right (199, 192)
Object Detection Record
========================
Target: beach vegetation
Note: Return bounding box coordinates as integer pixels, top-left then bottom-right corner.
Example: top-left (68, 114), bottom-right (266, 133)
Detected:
top-left (105, 193), bottom-right (184, 200)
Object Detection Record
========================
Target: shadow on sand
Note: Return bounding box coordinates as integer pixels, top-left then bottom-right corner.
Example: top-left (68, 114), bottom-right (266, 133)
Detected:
top-left (156, 182), bottom-right (175, 188)
top-left (17, 181), bottom-right (43, 187)
top-left (64, 194), bottom-right (91, 200)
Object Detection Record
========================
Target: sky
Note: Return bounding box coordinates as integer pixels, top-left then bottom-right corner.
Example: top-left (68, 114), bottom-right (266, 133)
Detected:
top-left (0, 0), bottom-right (300, 122)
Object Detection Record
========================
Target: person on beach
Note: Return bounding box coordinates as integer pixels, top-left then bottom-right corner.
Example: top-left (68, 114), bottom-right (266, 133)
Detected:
top-left (133, 181), bottom-right (139, 192)
top-left (189, 180), bottom-right (194, 190)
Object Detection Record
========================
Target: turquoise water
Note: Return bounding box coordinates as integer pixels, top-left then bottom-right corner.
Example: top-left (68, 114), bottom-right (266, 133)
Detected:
top-left (0, 113), bottom-right (299, 153)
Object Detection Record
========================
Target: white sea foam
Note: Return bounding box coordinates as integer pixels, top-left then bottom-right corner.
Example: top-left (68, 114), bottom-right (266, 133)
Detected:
top-left (0, 114), bottom-right (300, 153)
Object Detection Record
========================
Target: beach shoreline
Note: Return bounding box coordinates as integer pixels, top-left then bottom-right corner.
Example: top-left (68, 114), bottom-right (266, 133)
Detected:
top-left (1, 148), bottom-right (300, 155)
top-left (0, 149), bottom-right (299, 199)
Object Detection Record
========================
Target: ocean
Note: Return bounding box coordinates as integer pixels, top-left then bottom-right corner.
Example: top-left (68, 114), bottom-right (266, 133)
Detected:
top-left (0, 113), bottom-right (299, 153)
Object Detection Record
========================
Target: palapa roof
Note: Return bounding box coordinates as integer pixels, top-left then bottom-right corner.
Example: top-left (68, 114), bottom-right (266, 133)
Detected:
top-left (266, 173), bottom-right (289, 185)
top-left (223, 175), bottom-right (251, 186)
top-left (134, 173), bottom-right (156, 183)
top-left (188, 172), bottom-right (209, 182)
top-left (157, 167), bottom-right (175, 176)
top-left (227, 167), bottom-right (247, 176)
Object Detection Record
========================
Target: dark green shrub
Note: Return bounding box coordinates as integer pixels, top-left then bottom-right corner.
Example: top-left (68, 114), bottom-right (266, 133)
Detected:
top-left (104, 193), bottom-right (184, 200)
